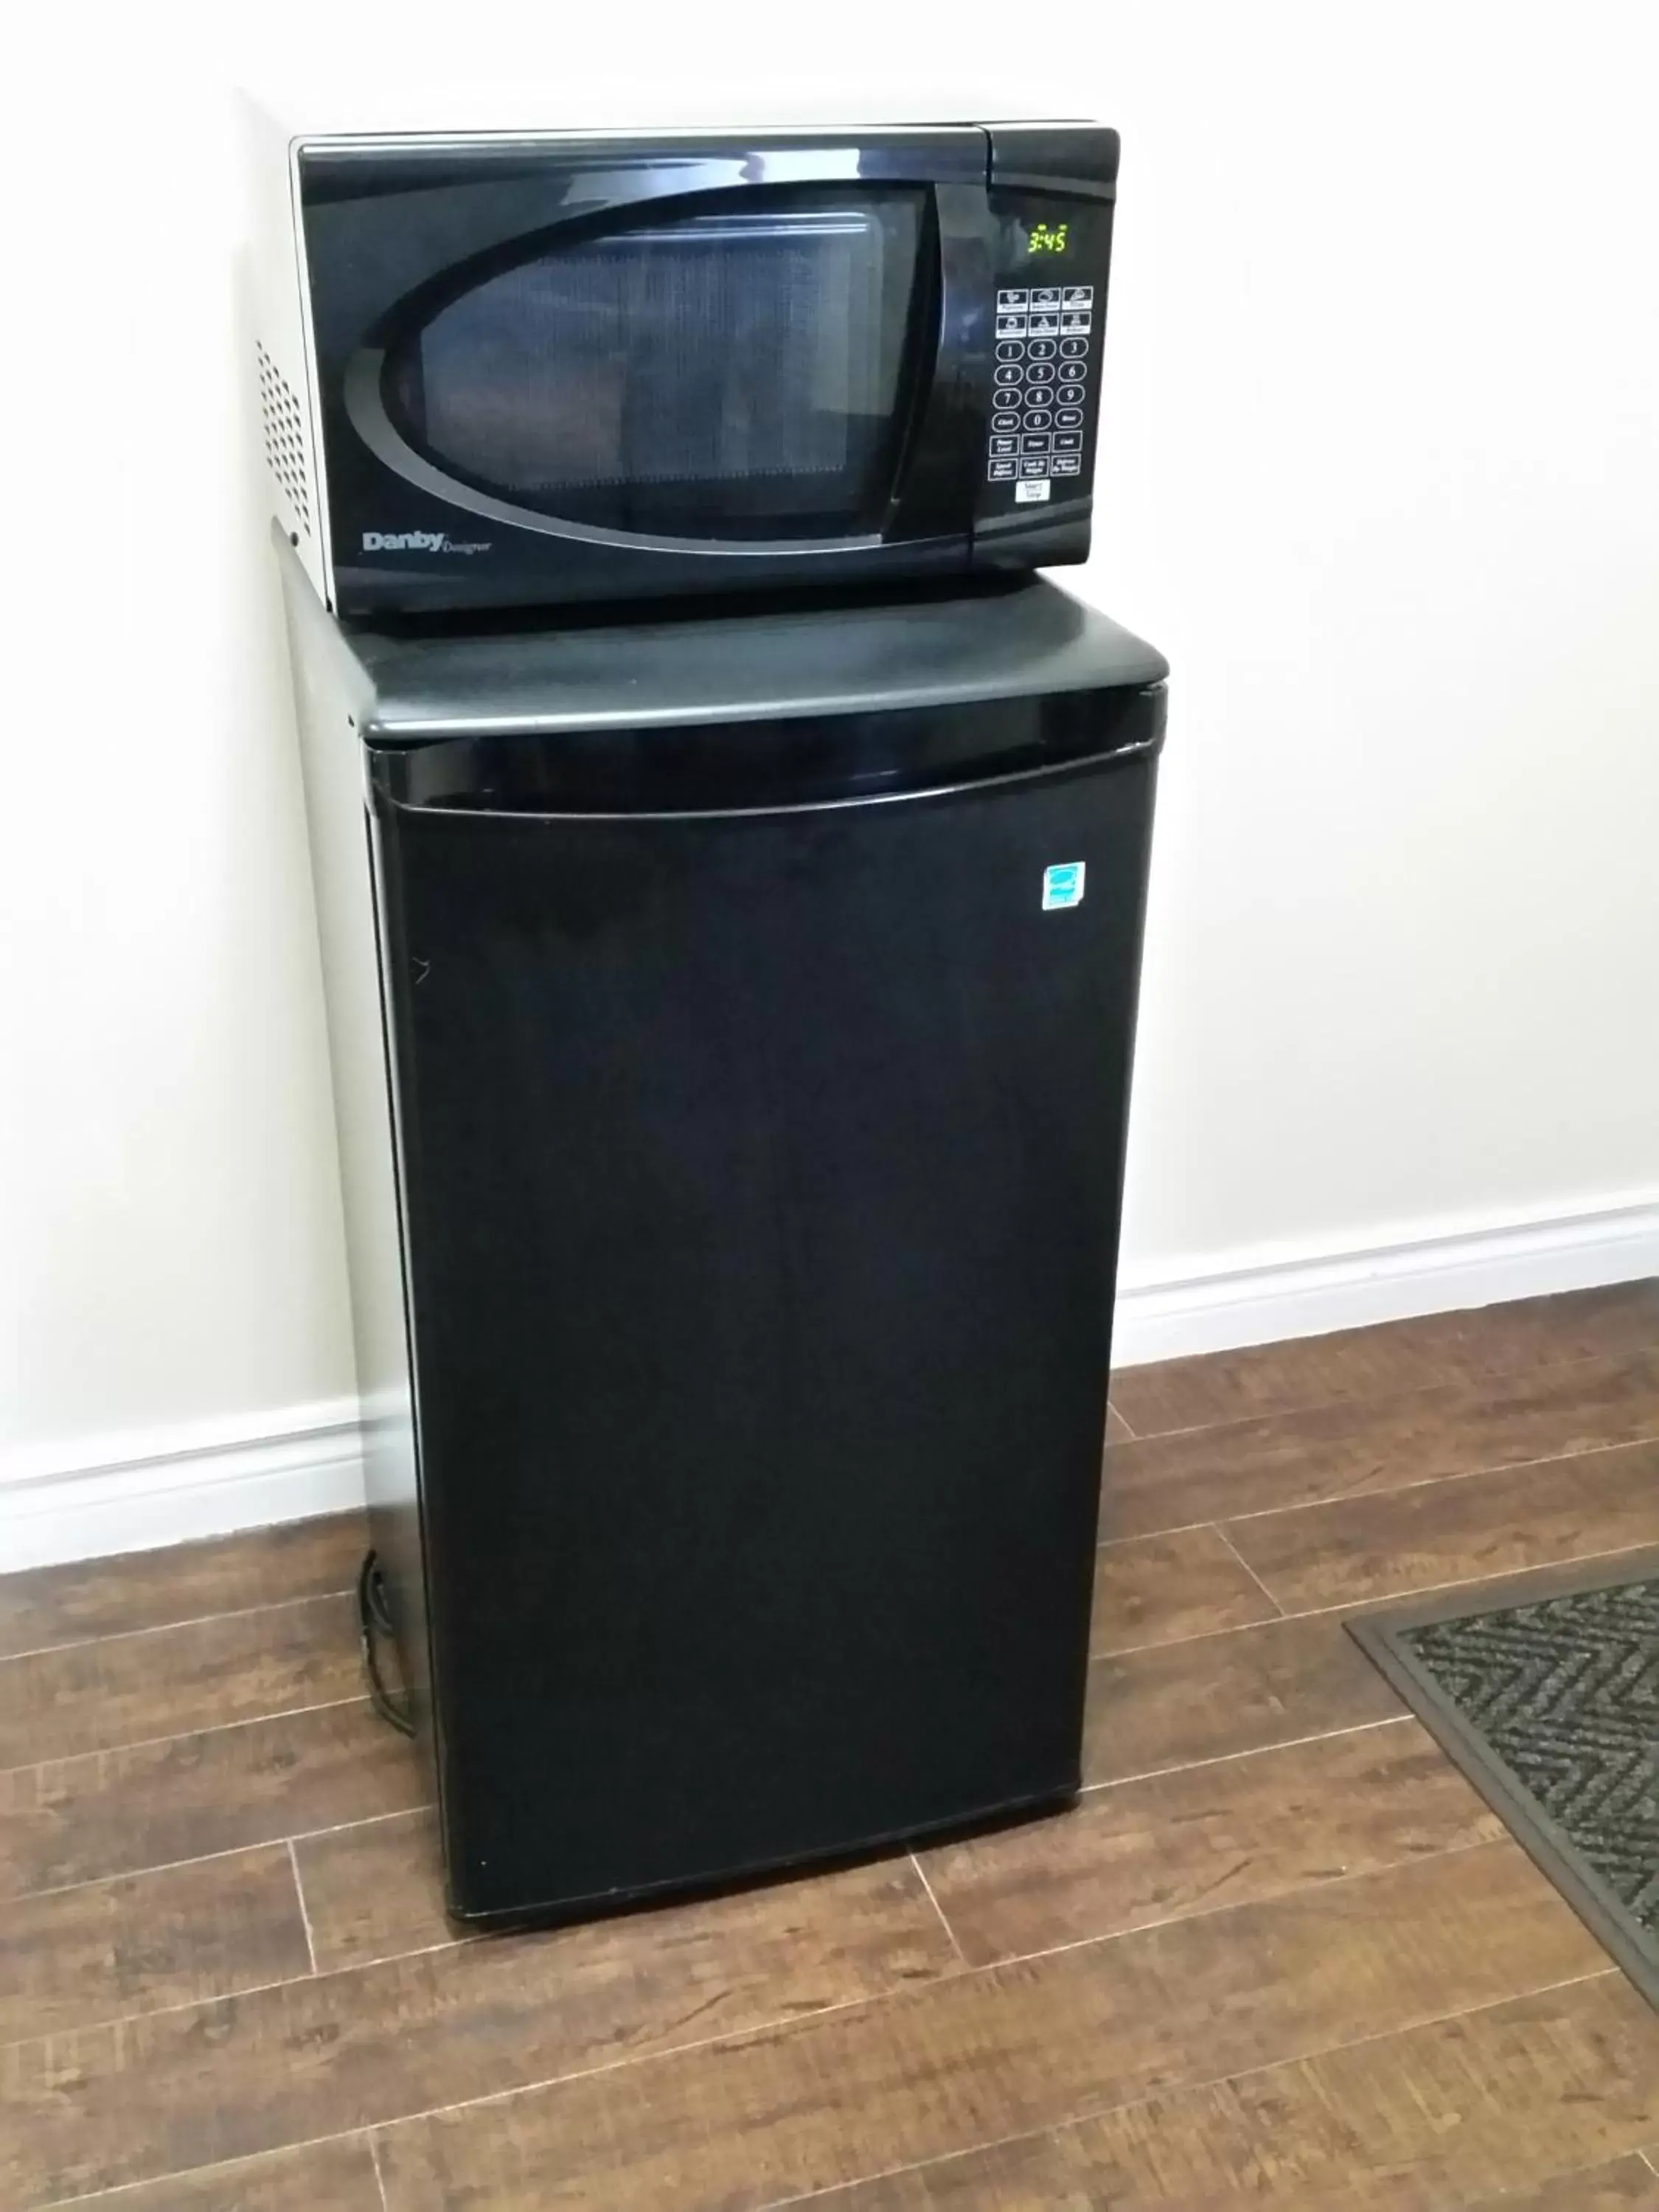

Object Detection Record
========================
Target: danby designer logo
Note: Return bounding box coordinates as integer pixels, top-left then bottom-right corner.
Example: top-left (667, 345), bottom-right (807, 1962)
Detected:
top-left (362, 530), bottom-right (490, 556)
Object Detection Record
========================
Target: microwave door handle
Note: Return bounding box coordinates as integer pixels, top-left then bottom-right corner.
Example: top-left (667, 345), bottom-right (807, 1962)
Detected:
top-left (881, 183), bottom-right (995, 549)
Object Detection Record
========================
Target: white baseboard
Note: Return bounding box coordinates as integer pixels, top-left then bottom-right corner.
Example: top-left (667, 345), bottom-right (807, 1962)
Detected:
top-left (1110, 1194), bottom-right (1659, 1368)
top-left (4, 1195), bottom-right (1656, 1571)
top-left (0, 1399), bottom-right (366, 1573)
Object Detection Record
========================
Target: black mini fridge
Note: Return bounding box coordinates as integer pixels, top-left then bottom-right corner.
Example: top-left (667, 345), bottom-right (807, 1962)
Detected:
top-left (280, 547), bottom-right (1166, 1927)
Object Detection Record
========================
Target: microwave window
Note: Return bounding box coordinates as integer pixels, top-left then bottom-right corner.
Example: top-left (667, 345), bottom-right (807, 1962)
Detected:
top-left (384, 191), bottom-right (931, 540)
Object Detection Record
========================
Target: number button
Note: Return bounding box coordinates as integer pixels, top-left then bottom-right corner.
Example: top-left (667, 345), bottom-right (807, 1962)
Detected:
top-left (1060, 336), bottom-right (1089, 360)
top-left (1023, 361), bottom-right (1055, 385)
top-left (995, 339), bottom-right (1025, 364)
top-left (1024, 408), bottom-right (1053, 430)
top-left (994, 364), bottom-right (1023, 388)
top-left (1025, 338), bottom-right (1056, 362)
top-left (1056, 383), bottom-right (1086, 409)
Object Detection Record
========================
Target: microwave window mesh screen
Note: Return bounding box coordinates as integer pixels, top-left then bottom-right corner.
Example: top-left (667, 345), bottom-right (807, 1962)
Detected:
top-left (387, 194), bottom-right (925, 538)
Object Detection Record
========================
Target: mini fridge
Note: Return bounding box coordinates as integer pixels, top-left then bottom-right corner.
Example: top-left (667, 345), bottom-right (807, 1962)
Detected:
top-left (280, 546), bottom-right (1166, 1927)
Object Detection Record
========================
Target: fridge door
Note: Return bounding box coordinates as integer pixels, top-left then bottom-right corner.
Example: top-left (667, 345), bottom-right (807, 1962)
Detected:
top-left (369, 703), bottom-right (1160, 1923)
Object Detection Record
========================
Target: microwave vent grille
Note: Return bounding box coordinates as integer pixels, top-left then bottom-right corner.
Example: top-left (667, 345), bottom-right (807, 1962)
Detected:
top-left (257, 341), bottom-right (313, 538)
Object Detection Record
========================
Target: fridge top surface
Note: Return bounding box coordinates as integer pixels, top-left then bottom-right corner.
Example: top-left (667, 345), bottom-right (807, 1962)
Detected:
top-left (280, 553), bottom-right (1167, 744)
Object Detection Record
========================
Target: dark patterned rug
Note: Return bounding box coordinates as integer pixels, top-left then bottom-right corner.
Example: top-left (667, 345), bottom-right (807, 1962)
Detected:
top-left (1349, 1557), bottom-right (1659, 2006)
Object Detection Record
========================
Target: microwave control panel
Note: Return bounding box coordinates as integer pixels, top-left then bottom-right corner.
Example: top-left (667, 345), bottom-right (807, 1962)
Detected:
top-left (984, 282), bottom-right (1096, 495)
top-left (975, 181), bottom-right (1113, 543)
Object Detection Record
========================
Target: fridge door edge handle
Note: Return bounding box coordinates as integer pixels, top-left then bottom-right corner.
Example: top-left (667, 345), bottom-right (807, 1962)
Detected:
top-left (375, 728), bottom-right (1165, 827)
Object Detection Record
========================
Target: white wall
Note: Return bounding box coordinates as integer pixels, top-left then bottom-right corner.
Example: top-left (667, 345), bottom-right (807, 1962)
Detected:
top-left (4, 3), bottom-right (1658, 1551)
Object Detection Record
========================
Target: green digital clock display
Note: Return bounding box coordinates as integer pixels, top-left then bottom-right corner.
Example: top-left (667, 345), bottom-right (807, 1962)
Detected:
top-left (1028, 223), bottom-right (1069, 255)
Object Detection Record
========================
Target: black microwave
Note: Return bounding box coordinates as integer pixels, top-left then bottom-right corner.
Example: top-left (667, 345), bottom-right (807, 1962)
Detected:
top-left (252, 122), bottom-right (1120, 619)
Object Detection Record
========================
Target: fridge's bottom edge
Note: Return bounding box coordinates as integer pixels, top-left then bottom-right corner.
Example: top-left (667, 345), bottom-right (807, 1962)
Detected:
top-left (441, 1776), bottom-right (1084, 1933)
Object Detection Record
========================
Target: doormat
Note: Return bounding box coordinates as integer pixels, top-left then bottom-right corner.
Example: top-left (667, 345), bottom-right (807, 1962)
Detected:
top-left (1349, 1556), bottom-right (1659, 2008)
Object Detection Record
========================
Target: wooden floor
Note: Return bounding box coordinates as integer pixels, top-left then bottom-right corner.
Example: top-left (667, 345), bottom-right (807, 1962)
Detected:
top-left (5, 1285), bottom-right (1659, 2210)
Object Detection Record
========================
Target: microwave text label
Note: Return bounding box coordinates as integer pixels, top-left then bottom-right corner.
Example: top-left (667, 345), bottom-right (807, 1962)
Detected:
top-left (362, 530), bottom-right (491, 557)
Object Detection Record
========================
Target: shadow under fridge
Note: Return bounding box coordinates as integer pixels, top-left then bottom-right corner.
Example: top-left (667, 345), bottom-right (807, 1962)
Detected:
top-left (282, 553), bottom-right (1167, 1927)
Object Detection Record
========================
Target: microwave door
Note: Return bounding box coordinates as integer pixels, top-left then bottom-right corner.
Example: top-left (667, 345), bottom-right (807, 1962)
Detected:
top-left (377, 200), bottom-right (931, 542)
top-left (298, 134), bottom-right (990, 613)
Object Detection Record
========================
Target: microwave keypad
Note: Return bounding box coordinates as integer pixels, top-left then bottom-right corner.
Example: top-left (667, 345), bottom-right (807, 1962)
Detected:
top-left (987, 288), bottom-right (1093, 487)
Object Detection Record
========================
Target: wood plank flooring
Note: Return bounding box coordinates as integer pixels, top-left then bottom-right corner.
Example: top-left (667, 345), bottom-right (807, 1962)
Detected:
top-left (1, 1281), bottom-right (1655, 2208)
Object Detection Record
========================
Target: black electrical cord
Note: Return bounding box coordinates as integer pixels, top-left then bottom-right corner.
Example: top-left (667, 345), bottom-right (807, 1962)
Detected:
top-left (357, 1549), bottom-right (415, 1737)
top-left (364, 1552), bottom-right (395, 1635)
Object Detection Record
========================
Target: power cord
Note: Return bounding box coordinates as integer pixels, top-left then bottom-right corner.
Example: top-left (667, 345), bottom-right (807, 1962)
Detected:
top-left (356, 1548), bottom-right (415, 1737)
